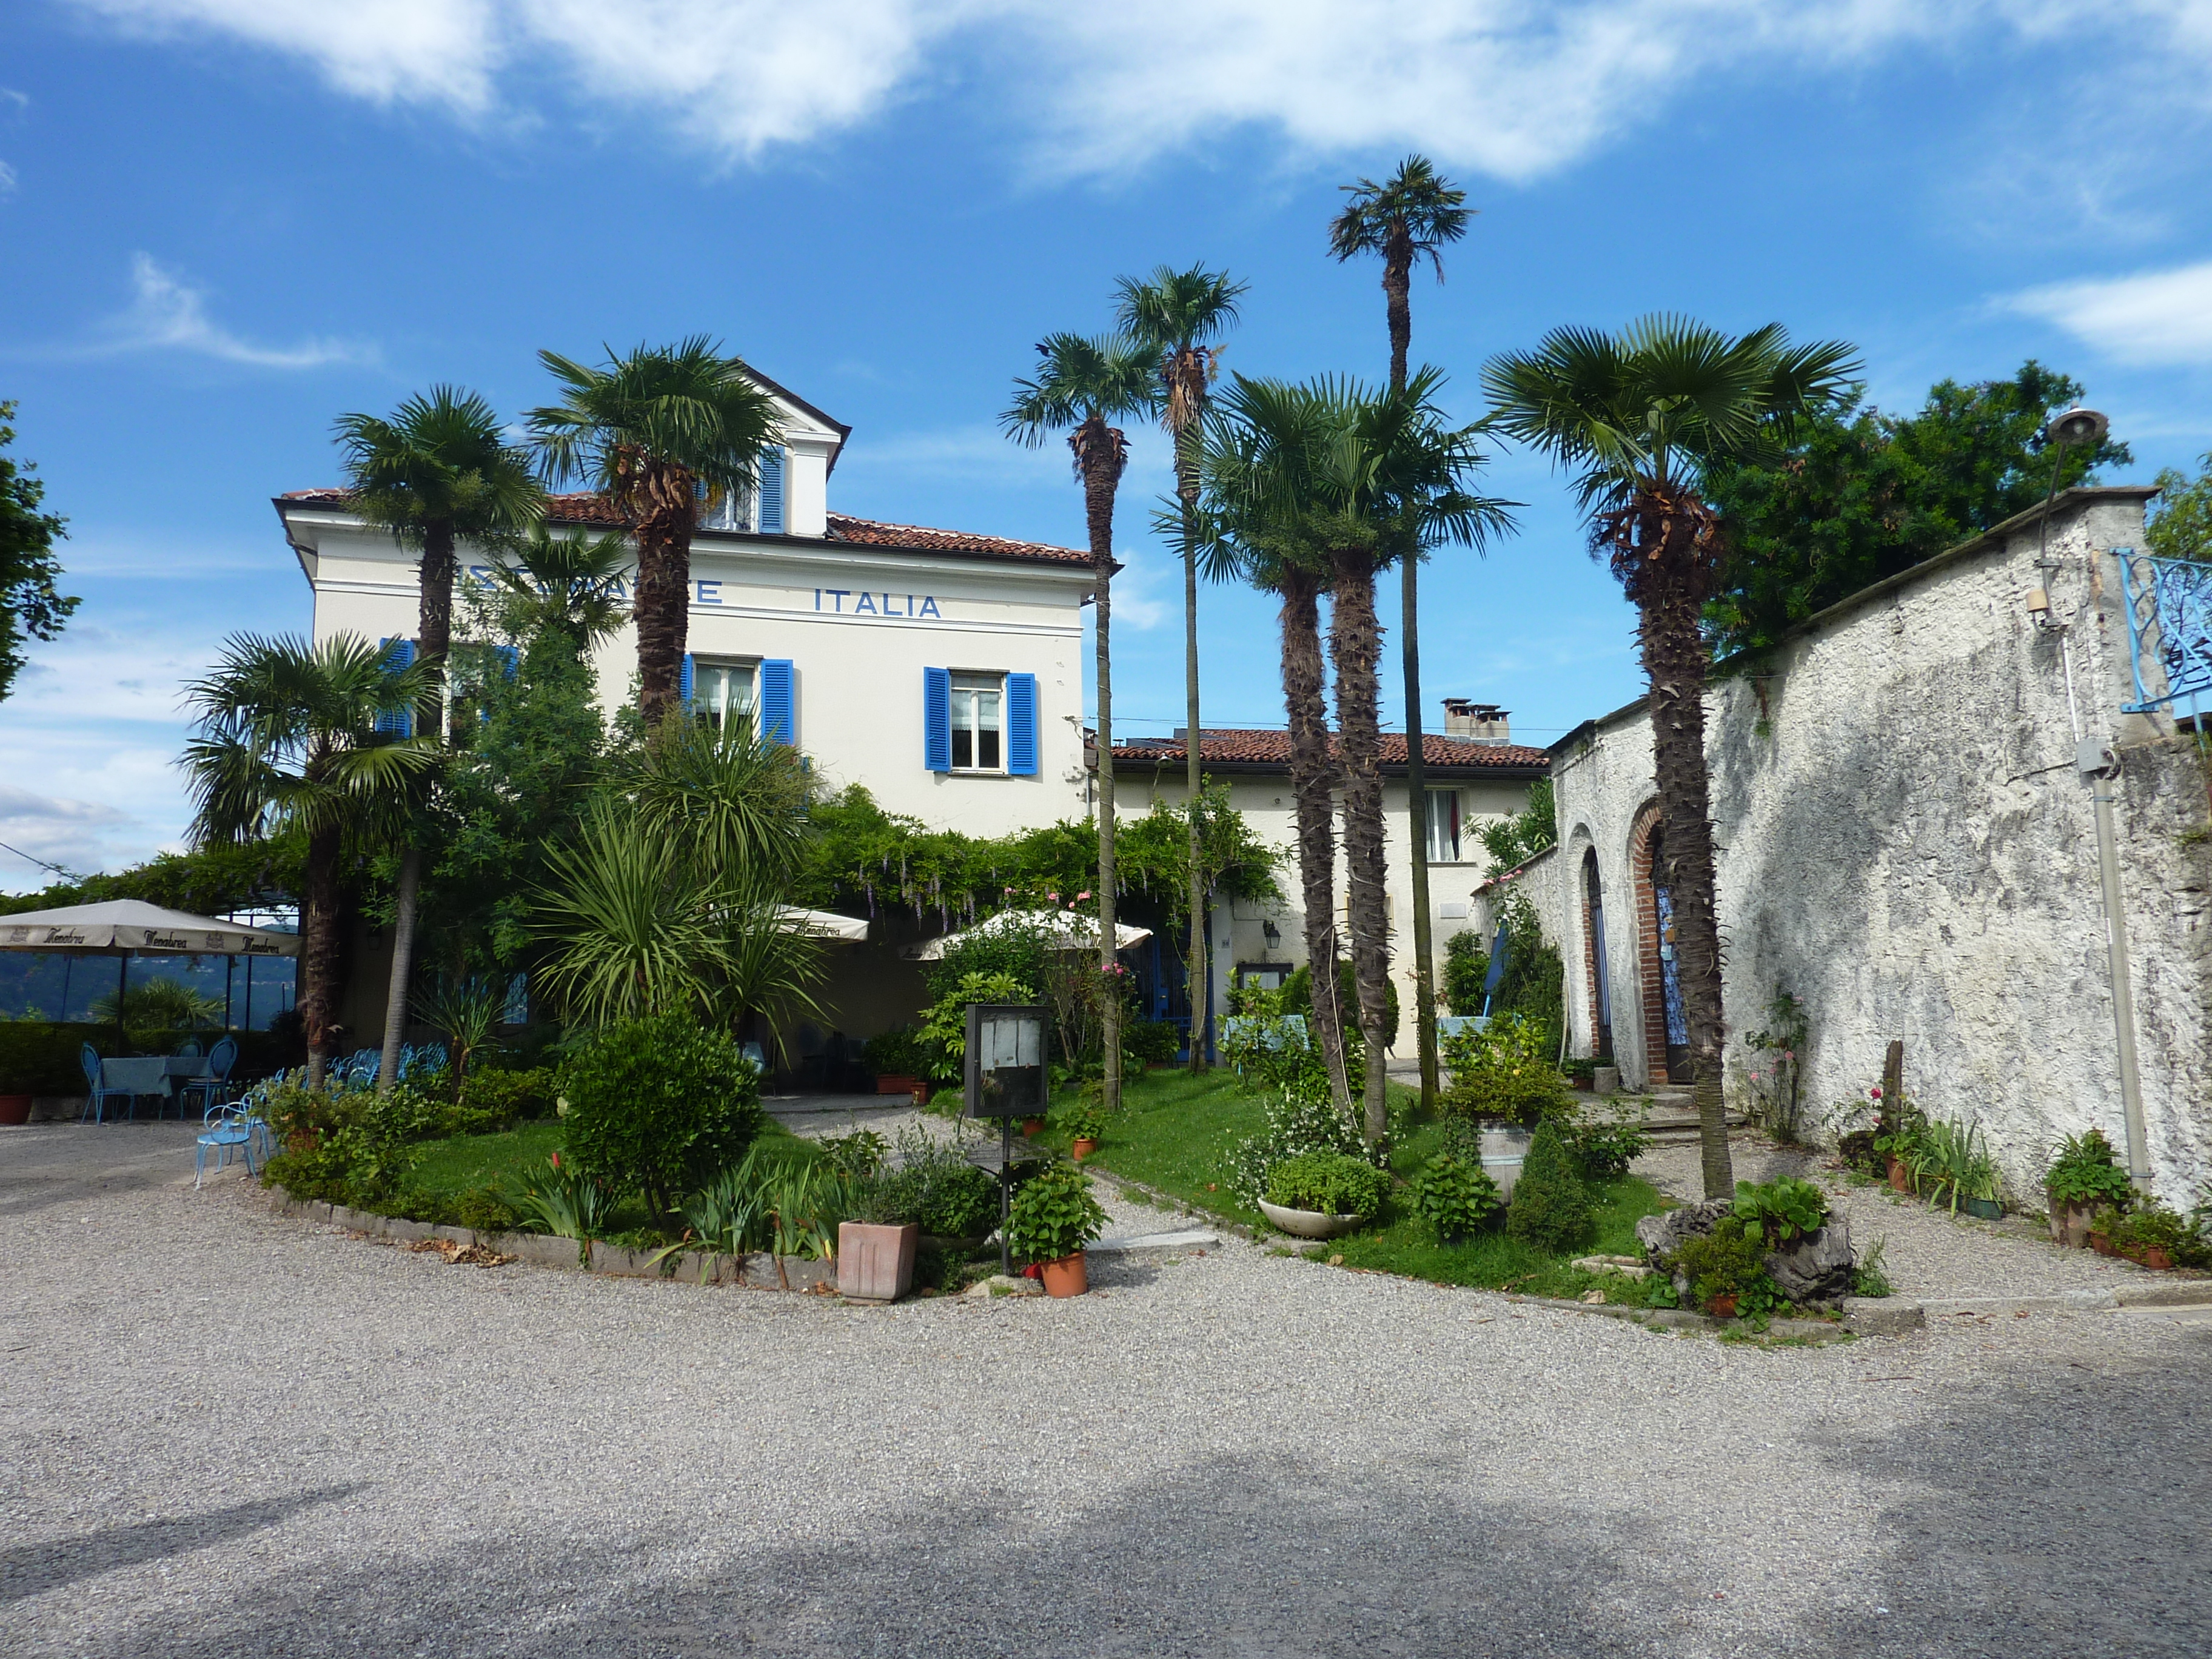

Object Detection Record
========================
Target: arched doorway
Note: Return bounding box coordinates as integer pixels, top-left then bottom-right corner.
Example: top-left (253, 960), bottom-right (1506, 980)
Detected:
top-left (1644, 826), bottom-right (1691, 1082)
top-left (1581, 848), bottom-right (1614, 1059)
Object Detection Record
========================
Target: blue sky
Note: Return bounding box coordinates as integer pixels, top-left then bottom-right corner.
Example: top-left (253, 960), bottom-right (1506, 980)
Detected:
top-left (3, 1), bottom-right (2210, 886)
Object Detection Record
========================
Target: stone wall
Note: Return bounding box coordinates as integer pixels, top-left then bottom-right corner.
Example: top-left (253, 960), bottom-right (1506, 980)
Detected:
top-left (1548, 489), bottom-right (2211, 1202)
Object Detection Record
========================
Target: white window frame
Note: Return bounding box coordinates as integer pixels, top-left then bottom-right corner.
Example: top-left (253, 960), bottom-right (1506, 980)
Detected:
top-left (950, 670), bottom-right (1007, 774)
top-left (692, 657), bottom-right (759, 732)
top-left (1426, 787), bottom-right (1463, 864)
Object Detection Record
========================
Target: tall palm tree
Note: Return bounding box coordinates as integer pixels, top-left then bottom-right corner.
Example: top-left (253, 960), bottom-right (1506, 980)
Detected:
top-left (1001, 333), bottom-right (1159, 1112)
top-left (335, 387), bottom-right (543, 1093)
top-left (1192, 378), bottom-right (1353, 1111)
top-left (1329, 155), bottom-right (1473, 1115)
top-left (1115, 264), bottom-right (1247, 1072)
top-left (527, 338), bottom-right (783, 728)
top-left (1483, 316), bottom-right (1858, 1197)
top-left (181, 634), bottom-right (438, 1087)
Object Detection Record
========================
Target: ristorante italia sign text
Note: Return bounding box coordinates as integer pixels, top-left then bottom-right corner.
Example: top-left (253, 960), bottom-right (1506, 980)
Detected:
top-left (464, 567), bottom-right (942, 617)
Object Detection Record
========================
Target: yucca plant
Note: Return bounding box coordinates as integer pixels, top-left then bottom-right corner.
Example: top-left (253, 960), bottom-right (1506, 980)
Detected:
top-left (511, 1153), bottom-right (616, 1266)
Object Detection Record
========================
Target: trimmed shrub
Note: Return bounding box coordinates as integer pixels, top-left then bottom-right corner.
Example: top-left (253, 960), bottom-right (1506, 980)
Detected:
top-left (1226, 1076), bottom-right (1375, 1208)
top-left (1441, 1012), bottom-right (1570, 1127)
top-left (1504, 1119), bottom-right (1594, 1252)
top-left (1559, 1099), bottom-right (1651, 1178)
top-left (1264, 1151), bottom-right (1389, 1219)
top-left (1124, 1019), bottom-right (1183, 1067)
top-left (560, 1014), bottom-right (765, 1217)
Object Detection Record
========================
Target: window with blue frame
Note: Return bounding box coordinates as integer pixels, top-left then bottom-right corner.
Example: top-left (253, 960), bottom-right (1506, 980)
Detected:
top-left (924, 668), bottom-right (1037, 775)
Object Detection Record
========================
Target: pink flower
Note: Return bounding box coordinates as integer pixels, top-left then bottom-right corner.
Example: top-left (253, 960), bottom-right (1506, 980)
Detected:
top-left (549, 1152), bottom-right (560, 1168)
top-left (1076, 890), bottom-right (1091, 901)
top-left (1869, 1086), bottom-right (1882, 1099)
top-left (1004, 886), bottom-right (1015, 894)
top-left (1047, 892), bottom-right (1059, 902)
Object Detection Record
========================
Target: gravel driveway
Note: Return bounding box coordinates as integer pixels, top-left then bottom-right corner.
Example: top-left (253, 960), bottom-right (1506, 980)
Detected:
top-left (2, 1120), bottom-right (2207, 1658)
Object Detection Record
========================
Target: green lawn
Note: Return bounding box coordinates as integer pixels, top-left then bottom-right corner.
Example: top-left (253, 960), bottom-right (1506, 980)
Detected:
top-left (406, 1120), bottom-right (565, 1199)
top-left (1048, 1065), bottom-right (1671, 1299)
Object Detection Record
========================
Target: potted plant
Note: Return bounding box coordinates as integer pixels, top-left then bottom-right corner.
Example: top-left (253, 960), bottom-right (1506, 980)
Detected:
top-left (1256, 1152), bottom-right (1389, 1240)
top-left (2109, 1202), bottom-right (2194, 1272)
top-left (1004, 1159), bottom-right (1108, 1297)
top-left (1871, 1092), bottom-right (1925, 1193)
top-left (1668, 1221), bottom-right (1774, 1320)
top-left (2087, 1204), bottom-right (2125, 1256)
top-left (2043, 1129), bottom-right (2133, 1248)
top-left (862, 1027), bottom-right (929, 1100)
top-left (1062, 1102), bottom-right (1104, 1161)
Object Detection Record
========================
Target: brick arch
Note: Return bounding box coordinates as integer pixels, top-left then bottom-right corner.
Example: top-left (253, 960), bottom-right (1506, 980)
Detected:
top-left (1625, 799), bottom-right (1672, 1087)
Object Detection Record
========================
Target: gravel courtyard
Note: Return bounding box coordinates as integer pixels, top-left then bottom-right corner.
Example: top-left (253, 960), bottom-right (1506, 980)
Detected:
top-left (2, 1121), bottom-right (2206, 1659)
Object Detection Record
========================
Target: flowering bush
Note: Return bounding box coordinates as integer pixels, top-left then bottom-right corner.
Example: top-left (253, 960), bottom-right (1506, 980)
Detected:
top-left (1441, 1012), bottom-right (1569, 1126)
top-left (1225, 1073), bottom-right (1378, 1208)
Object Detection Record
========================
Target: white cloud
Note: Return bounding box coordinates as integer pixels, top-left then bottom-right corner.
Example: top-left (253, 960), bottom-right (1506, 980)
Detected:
top-left (97, 253), bottom-right (370, 369)
top-left (0, 161), bottom-right (15, 197)
top-left (2004, 260), bottom-right (2212, 366)
top-left (62, 1), bottom-right (2212, 179)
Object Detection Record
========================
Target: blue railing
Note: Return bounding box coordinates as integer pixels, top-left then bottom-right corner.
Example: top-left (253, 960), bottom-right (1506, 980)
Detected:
top-left (2116, 547), bottom-right (2212, 714)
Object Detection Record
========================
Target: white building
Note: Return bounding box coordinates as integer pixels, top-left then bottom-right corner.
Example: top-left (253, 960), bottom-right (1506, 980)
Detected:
top-left (1111, 701), bottom-right (1551, 1054)
top-left (276, 371), bottom-right (1097, 842)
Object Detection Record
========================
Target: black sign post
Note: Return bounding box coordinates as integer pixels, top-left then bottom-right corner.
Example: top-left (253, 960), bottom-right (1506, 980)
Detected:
top-left (964, 1002), bottom-right (1049, 1276)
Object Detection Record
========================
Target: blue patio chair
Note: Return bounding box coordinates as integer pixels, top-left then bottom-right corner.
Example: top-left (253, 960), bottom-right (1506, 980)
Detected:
top-left (195, 1101), bottom-right (258, 1188)
top-left (740, 1041), bottom-right (766, 1075)
top-left (79, 1044), bottom-right (134, 1125)
top-left (175, 1038), bottom-right (203, 1058)
top-left (181, 1035), bottom-right (238, 1115)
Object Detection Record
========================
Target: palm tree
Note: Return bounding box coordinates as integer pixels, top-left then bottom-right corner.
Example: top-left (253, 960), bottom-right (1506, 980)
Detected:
top-left (1116, 264), bottom-right (1247, 1073)
top-left (1192, 378), bottom-right (1353, 1112)
top-left (1001, 333), bottom-right (1159, 1111)
top-left (1329, 155), bottom-right (1473, 1115)
top-left (477, 522), bottom-right (632, 656)
top-left (334, 387), bottom-right (542, 1093)
top-left (1483, 316), bottom-right (1858, 1197)
top-left (181, 634), bottom-right (438, 1087)
top-left (527, 338), bottom-right (783, 728)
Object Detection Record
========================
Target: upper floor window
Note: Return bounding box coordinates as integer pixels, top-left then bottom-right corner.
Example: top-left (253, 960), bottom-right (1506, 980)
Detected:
top-left (1426, 787), bottom-right (1463, 863)
top-left (950, 671), bottom-right (1003, 771)
top-left (689, 657), bottom-right (757, 731)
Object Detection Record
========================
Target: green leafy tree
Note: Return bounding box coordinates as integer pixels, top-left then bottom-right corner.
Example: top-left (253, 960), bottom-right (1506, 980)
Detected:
top-left (528, 338), bottom-right (783, 728)
top-left (0, 401), bottom-right (77, 706)
top-left (181, 635), bottom-right (438, 1086)
top-left (1002, 332), bottom-right (1159, 1115)
top-left (2148, 450), bottom-right (2212, 563)
top-left (1703, 362), bottom-right (2133, 655)
top-left (1116, 264), bottom-right (1247, 1072)
top-left (1484, 316), bottom-right (1857, 1198)
top-left (1329, 154), bottom-right (1475, 1118)
top-left (1480, 777), bottom-right (1557, 874)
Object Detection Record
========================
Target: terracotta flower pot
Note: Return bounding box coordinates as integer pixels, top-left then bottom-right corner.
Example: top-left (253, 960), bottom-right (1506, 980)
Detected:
top-left (1886, 1156), bottom-right (1910, 1193)
top-left (1707, 1293), bottom-right (1740, 1319)
top-left (2136, 1245), bottom-right (2174, 1271)
top-left (874, 1074), bottom-right (919, 1097)
top-left (2048, 1198), bottom-right (2096, 1249)
top-left (2088, 1232), bottom-right (2116, 1257)
top-left (1071, 1138), bottom-right (1098, 1161)
top-left (0, 1093), bottom-right (32, 1127)
top-left (911, 1086), bottom-right (931, 1108)
top-left (836, 1222), bottom-right (919, 1302)
top-left (1021, 1116), bottom-right (1045, 1138)
top-left (1038, 1252), bottom-right (1087, 1298)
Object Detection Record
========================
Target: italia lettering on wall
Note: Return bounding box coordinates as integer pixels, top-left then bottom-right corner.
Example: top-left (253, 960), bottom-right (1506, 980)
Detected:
top-left (815, 590), bottom-right (942, 618)
top-left (463, 566), bottom-right (941, 617)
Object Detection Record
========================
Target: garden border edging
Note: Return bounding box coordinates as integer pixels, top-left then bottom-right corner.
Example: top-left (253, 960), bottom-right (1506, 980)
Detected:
top-left (267, 1195), bottom-right (841, 1293)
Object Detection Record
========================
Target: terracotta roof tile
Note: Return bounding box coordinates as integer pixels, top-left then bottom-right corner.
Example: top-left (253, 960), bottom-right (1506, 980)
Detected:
top-left (1110, 728), bottom-right (1550, 771)
top-left (278, 491), bottom-right (1088, 567)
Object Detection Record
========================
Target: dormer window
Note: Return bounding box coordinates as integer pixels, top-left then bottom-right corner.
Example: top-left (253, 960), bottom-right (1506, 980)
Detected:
top-left (695, 447), bottom-right (786, 533)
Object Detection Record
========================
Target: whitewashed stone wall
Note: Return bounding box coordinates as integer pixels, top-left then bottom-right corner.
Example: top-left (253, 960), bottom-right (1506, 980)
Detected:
top-left (1548, 489), bottom-right (2211, 1203)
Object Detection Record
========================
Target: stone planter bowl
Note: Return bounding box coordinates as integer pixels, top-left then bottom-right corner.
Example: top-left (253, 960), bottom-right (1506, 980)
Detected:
top-left (1258, 1199), bottom-right (1367, 1239)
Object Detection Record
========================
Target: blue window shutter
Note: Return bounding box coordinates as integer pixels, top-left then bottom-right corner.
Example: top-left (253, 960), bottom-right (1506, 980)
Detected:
top-left (496, 644), bottom-right (518, 679)
top-left (923, 666), bottom-right (951, 772)
top-left (375, 637), bottom-right (416, 737)
top-left (680, 653), bottom-right (695, 707)
top-left (757, 447), bottom-right (785, 534)
top-left (1007, 672), bottom-right (1038, 775)
top-left (759, 659), bottom-right (795, 746)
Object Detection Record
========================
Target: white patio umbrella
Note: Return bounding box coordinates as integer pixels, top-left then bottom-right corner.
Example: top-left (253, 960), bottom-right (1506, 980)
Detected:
top-left (906, 907), bottom-right (1152, 962)
top-left (0, 899), bottom-right (300, 1034)
top-left (775, 907), bottom-right (870, 943)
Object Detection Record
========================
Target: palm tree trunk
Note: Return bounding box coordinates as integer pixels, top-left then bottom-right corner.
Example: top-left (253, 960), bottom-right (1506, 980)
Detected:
top-left (375, 847), bottom-right (420, 1097)
top-left (634, 505), bottom-right (693, 728)
top-left (1081, 438), bottom-right (1122, 1113)
top-left (1329, 553), bottom-right (1393, 1147)
top-left (1279, 573), bottom-right (1352, 1113)
top-left (1401, 553), bottom-right (1442, 1116)
top-left (300, 823), bottom-right (344, 1090)
top-left (1181, 492), bottom-right (1208, 1071)
top-left (1383, 240), bottom-right (1413, 391)
top-left (417, 519), bottom-right (456, 743)
top-left (1638, 575), bottom-right (1733, 1197)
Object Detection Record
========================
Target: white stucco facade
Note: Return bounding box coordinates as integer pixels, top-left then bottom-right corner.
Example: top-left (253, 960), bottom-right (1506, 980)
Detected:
top-left (1546, 489), bottom-right (2211, 1202)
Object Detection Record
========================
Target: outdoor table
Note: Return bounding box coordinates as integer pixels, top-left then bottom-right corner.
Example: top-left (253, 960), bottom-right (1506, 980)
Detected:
top-left (96, 1056), bottom-right (170, 1113)
top-left (163, 1056), bottom-right (211, 1113)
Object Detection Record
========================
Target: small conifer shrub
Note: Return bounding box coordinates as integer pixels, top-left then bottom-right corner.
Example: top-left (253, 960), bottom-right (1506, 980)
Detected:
top-left (1504, 1119), bottom-right (1594, 1253)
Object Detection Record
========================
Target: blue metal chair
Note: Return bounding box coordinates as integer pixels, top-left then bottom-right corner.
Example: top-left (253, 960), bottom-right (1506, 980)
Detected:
top-left (195, 1101), bottom-right (258, 1188)
top-left (78, 1044), bottom-right (134, 1124)
top-left (175, 1038), bottom-right (203, 1058)
top-left (181, 1035), bottom-right (237, 1115)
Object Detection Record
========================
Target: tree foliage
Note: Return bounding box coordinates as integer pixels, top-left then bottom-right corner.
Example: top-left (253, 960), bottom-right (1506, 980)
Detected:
top-left (1480, 777), bottom-right (1556, 874)
top-left (1702, 361), bottom-right (2133, 657)
top-left (0, 401), bottom-right (76, 706)
top-left (2147, 449), bottom-right (2212, 563)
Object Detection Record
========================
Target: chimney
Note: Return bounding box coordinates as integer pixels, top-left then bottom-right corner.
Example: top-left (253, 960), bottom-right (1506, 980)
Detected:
top-left (1441, 699), bottom-right (1510, 745)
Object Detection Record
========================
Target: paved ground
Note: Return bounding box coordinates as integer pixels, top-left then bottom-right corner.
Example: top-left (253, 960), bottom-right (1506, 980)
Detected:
top-left (2, 1119), bottom-right (2207, 1658)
